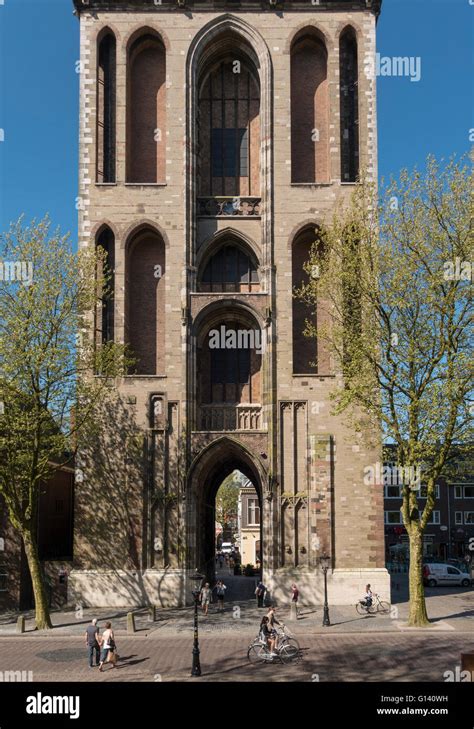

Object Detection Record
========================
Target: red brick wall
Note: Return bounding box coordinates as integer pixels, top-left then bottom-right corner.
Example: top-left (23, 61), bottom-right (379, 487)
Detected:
top-left (126, 231), bottom-right (165, 374)
top-left (291, 36), bottom-right (329, 184)
top-left (127, 36), bottom-right (166, 183)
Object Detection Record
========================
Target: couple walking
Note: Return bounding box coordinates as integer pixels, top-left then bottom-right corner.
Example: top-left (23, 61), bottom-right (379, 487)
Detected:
top-left (84, 619), bottom-right (118, 672)
top-left (200, 580), bottom-right (227, 615)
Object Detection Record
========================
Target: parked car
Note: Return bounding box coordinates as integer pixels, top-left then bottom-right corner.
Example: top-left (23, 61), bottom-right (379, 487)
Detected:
top-left (423, 563), bottom-right (471, 587)
top-left (446, 558), bottom-right (470, 573)
top-left (220, 542), bottom-right (233, 554)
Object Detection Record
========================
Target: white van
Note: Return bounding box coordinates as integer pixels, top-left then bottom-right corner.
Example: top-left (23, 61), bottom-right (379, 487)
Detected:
top-left (220, 542), bottom-right (233, 554)
top-left (423, 563), bottom-right (471, 587)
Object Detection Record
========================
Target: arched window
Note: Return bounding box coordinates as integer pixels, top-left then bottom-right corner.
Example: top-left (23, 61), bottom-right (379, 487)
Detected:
top-left (126, 228), bottom-right (166, 375)
top-left (95, 227), bottom-right (115, 345)
top-left (127, 31), bottom-right (166, 183)
top-left (198, 320), bottom-right (262, 407)
top-left (199, 245), bottom-right (259, 293)
top-left (291, 32), bottom-right (329, 184)
top-left (292, 227), bottom-right (328, 375)
top-left (210, 332), bottom-right (252, 404)
top-left (340, 27), bottom-right (359, 182)
top-left (97, 31), bottom-right (116, 183)
top-left (198, 55), bottom-right (260, 197)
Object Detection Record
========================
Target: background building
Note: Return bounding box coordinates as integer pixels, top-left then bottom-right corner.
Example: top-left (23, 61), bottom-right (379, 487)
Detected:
top-left (71, 0), bottom-right (388, 608)
top-left (237, 479), bottom-right (261, 567)
top-left (384, 450), bottom-right (474, 566)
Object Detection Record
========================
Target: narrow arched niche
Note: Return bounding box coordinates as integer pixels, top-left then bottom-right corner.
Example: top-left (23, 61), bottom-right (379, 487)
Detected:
top-left (292, 226), bottom-right (329, 375)
top-left (125, 228), bottom-right (166, 375)
top-left (291, 31), bottom-right (329, 184)
top-left (127, 31), bottom-right (166, 183)
top-left (340, 27), bottom-right (359, 182)
top-left (95, 227), bottom-right (115, 346)
top-left (97, 30), bottom-right (116, 183)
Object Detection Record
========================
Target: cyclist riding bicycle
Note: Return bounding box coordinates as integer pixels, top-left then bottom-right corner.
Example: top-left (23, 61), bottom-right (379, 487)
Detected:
top-left (266, 606), bottom-right (281, 648)
top-left (361, 584), bottom-right (373, 609)
top-left (259, 616), bottom-right (277, 656)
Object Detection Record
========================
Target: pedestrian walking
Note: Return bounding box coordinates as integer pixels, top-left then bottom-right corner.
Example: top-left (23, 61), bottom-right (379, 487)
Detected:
top-left (84, 618), bottom-right (100, 668)
top-left (255, 580), bottom-right (266, 608)
top-left (214, 580), bottom-right (227, 612)
top-left (200, 582), bottom-right (212, 616)
top-left (98, 621), bottom-right (117, 672)
top-left (291, 583), bottom-right (299, 616)
top-left (219, 552), bottom-right (224, 569)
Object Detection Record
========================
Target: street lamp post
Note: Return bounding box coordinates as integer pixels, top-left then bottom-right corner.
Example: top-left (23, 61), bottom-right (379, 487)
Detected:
top-left (320, 553), bottom-right (331, 627)
top-left (190, 571), bottom-right (204, 677)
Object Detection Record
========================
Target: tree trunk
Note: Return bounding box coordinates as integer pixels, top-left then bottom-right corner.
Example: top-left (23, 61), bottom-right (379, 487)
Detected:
top-left (407, 528), bottom-right (430, 627)
top-left (22, 530), bottom-right (53, 630)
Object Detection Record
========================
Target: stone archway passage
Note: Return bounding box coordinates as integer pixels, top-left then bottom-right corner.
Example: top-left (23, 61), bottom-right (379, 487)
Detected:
top-left (188, 438), bottom-right (266, 594)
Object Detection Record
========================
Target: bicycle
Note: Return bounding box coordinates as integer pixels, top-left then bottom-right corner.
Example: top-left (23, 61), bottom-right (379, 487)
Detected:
top-left (247, 637), bottom-right (299, 664)
top-left (275, 623), bottom-right (301, 654)
top-left (251, 622), bottom-right (300, 651)
top-left (249, 623), bottom-right (301, 663)
top-left (356, 593), bottom-right (390, 615)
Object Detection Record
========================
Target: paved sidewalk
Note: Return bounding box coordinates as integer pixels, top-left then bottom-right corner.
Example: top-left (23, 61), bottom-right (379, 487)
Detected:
top-left (0, 576), bottom-right (471, 636)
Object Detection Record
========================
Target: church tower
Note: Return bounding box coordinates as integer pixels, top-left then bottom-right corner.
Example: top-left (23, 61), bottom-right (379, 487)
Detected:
top-left (71, 0), bottom-right (388, 607)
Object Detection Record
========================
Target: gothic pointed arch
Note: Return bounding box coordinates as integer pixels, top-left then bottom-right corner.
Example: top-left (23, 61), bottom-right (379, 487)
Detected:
top-left (186, 14), bottom-right (273, 263)
top-left (125, 225), bottom-right (166, 374)
top-left (291, 223), bottom-right (329, 374)
top-left (290, 27), bottom-right (329, 184)
top-left (126, 27), bottom-right (166, 183)
top-left (95, 225), bottom-right (115, 346)
top-left (96, 28), bottom-right (116, 183)
top-left (187, 435), bottom-right (266, 578)
top-left (198, 236), bottom-right (260, 293)
top-left (339, 25), bottom-right (359, 182)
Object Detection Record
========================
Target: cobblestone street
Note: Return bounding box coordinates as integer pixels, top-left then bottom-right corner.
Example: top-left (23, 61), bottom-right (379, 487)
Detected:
top-left (0, 632), bottom-right (470, 683)
top-left (0, 578), bottom-right (471, 683)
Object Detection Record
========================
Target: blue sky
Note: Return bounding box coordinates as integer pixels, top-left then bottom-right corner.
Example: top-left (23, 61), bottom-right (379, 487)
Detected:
top-left (0, 0), bottom-right (472, 241)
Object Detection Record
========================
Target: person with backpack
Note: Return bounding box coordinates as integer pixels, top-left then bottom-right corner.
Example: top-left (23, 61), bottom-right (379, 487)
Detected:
top-left (214, 580), bottom-right (227, 612)
top-left (255, 580), bottom-right (266, 608)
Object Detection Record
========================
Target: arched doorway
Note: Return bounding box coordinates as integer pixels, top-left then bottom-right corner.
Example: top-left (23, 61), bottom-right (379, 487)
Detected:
top-left (187, 438), bottom-right (266, 591)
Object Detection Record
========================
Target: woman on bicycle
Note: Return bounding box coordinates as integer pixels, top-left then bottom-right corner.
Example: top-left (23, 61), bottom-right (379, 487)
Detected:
top-left (266, 606), bottom-right (281, 648)
top-left (363, 584), bottom-right (373, 609)
top-left (259, 616), bottom-right (277, 656)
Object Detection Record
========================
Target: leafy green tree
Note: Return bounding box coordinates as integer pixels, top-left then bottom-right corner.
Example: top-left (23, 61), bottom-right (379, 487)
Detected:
top-left (0, 217), bottom-right (129, 629)
top-left (298, 157), bottom-right (472, 626)
top-left (215, 471), bottom-right (241, 542)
